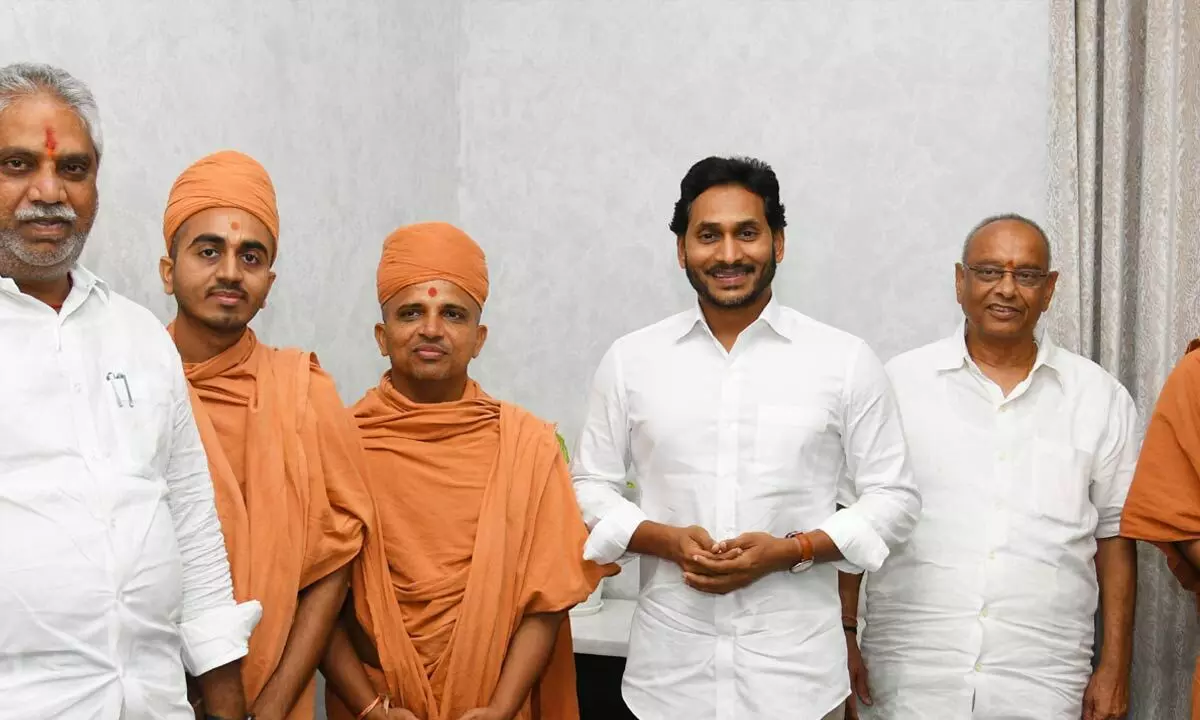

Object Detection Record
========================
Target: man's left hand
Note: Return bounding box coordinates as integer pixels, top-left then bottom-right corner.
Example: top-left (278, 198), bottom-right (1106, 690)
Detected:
top-left (456, 708), bottom-right (507, 720)
top-left (682, 532), bottom-right (793, 594)
top-left (1082, 661), bottom-right (1129, 720)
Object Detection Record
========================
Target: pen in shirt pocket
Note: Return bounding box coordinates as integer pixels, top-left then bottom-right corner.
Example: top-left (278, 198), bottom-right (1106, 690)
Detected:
top-left (105, 371), bottom-right (134, 408)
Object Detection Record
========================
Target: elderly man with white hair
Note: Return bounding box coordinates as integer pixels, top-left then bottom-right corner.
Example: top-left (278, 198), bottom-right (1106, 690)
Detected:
top-left (0, 62), bottom-right (260, 720)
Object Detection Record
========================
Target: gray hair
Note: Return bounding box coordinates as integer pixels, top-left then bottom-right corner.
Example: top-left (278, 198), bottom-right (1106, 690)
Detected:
top-left (961, 212), bottom-right (1051, 267)
top-left (0, 62), bottom-right (103, 159)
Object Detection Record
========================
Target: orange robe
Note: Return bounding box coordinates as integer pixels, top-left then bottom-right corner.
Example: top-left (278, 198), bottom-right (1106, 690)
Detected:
top-left (328, 375), bottom-right (615, 720)
top-left (176, 327), bottom-right (374, 719)
top-left (1121, 339), bottom-right (1200, 719)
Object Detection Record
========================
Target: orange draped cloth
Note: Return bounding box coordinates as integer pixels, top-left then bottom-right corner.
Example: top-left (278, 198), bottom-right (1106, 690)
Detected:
top-left (328, 375), bottom-right (615, 720)
top-left (1121, 340), bottom-right (1200, 719)
top-left (174, 327), bottom-right (374, 719)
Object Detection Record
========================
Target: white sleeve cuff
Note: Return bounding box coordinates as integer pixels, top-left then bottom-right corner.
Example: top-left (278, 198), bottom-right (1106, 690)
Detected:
top-left (179, 599), bottom-right (263, 676)
top-left (1095, 517), bottom-right (1122, 539)
top-left (583, 502), bottom-right (648, 564)
top-left (817, 509), bottom-right (890, 573)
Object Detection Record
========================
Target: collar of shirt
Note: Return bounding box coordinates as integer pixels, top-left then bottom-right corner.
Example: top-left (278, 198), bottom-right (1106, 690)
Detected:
top-left (0, 264), bottom-right (110, 315)
top-left (932, 320), bottom-right (1064, 387)
top-left (673, 293), bottom-right (793, 346)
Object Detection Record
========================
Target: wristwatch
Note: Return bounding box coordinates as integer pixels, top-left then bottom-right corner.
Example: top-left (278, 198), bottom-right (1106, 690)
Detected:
top-left (785, 531), bottom-right (814, 573)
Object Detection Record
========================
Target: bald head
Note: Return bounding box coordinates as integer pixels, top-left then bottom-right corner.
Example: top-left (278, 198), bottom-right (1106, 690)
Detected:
top-left (962, 213), bottom-right (1051, 268)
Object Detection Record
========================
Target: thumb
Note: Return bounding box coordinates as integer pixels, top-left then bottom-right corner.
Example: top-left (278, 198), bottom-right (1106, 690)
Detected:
top-left (692, 526), bottom-right (717, 548)
top-left (855, 668), bottom-right (873, 705)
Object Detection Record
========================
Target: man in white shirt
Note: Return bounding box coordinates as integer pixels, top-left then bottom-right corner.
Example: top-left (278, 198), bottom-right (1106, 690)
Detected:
top-left (0, 62), bottom-right (261, 720)
top-left (846, 214), bottom-right (1138, 720)
top-left (571, 155), bottom-right (922, 720)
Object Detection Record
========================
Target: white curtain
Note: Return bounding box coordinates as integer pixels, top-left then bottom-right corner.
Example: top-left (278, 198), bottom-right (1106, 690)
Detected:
top-left (1046, 1), bottom-right (1200, 717)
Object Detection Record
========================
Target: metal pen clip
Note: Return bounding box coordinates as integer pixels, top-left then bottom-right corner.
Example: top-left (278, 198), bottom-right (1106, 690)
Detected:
top-left (105, 371), bottom-right (134, 408)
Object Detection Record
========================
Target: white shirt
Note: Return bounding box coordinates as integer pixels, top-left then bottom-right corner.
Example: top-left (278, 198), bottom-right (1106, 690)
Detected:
top-left (572, 297), bottom-right (922, 720)
top-left (0, 266), bottom-right (261, 720)
top-left (860, 326), bottom-right (1139, 720)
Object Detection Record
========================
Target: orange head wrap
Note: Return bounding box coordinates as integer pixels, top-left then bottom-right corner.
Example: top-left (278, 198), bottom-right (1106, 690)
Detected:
top-left (376, 222), bottom-right (489, 309)
top-left (162, 150), bottom-right (280, 255)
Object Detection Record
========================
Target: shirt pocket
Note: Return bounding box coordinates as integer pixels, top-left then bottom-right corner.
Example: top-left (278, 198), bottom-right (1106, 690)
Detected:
top-left (104, 376), bottom-right (173, 476)
top-left (753, 404), bottom-right (830, 480)
top-left (1030, 439), bottom-right (1093, 526)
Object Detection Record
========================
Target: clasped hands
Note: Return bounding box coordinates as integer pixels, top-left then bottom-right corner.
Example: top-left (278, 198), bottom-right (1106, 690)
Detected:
top-left (673, 525), bottom-right (796, 594)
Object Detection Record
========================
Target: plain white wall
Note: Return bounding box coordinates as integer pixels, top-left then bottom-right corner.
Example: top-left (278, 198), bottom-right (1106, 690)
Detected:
top-left (460, 0), bottom-right (1050, 446)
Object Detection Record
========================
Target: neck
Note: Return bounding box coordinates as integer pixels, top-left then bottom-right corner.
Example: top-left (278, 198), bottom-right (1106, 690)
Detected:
top-left (699, 288), bottom-right (773, 350)
top-left (965, 324), bottom-right (1039, 371)
top-left (171, 312), bottom-right (247, 364)
top-left (15, 274), bottom-right (72, 309)
top-left (389, 372), bottom-right (469, 404)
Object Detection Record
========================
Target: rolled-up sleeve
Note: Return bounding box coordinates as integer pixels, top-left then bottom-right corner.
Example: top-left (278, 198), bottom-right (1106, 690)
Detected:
top-left (163, 358), bottom-right (261, 675)
top-left (1092, 382), bottom-right (1140, 539)
top-left (818, 341), bottom-right (922, 574)
top-left (571, 343), bottom-right (647, 564)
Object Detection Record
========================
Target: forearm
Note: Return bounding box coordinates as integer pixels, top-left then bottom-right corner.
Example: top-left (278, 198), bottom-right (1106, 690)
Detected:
top-left (198, 660), bottom-right (247, 719)
top-left (1095, 536), bottom-right (1137, 670)
top-left (839, 569), bottom-right (864, 624)
top-left (627, 520), bottom-right (678, 559)
top-left (487, 611), bottom-right (565, 719)
top-left (253, 565), bottom-right (350, 719)
top-left (319, 622), bottom-right (385, 718)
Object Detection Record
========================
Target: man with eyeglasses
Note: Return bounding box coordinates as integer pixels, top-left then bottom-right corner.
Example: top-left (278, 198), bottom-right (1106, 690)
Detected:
top-left (841, 214), bottom-right (1139, 720)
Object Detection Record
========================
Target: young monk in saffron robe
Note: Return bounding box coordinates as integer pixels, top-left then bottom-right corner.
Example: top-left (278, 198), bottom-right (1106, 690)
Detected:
top-left (159, 150), bottom-right (377, 719)
top-left (1121, 339), bottom-right (1200, 720)
top-left (320, 221), bottom-right (616, 720)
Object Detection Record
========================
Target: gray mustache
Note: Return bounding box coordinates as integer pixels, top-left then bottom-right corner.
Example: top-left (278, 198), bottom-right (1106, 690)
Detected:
top-left (15, 204), bottom-right (77, 223)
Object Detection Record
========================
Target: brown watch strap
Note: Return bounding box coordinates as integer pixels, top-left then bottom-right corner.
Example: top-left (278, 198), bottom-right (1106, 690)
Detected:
top-left (792, 531), bottom-right (814, 562)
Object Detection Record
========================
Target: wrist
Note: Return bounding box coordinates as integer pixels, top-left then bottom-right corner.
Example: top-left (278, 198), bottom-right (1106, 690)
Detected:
top-left (771, 535), bottom-right (802, 572)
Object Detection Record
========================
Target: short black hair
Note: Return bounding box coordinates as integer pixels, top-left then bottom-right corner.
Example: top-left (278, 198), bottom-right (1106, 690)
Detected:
top-left (669, 156), bottom-right (787, 236)
top-left (962, 213), bottom-right (1052, 267)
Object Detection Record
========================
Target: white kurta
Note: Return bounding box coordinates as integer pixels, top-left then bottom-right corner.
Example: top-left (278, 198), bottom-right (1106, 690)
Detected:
top-left (860, 327), bottom-right (1138, 720)
top-left (573, 297), bottom-right (921, 720)
top-left (0, 266), bottom-right (261, 720)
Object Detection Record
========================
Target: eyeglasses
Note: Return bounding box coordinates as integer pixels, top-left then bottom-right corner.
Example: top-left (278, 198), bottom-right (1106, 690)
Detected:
top-left (962, 264), bottom-right (1050, 288)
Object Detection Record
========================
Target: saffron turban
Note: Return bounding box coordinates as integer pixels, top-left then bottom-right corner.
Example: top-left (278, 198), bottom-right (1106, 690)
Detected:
top-left (163, 150), bottom-right (280, 253)
top-left (377, 222), bottom-right (489, 309)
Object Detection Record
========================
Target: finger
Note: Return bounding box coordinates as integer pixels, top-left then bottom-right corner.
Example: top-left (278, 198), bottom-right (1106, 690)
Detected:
top-left (845, 694), bottom-right (859, 720)
top-left (1081, 697), bottom-right (1095, 720)
top-left (683, 571), bottom-right (739, 594)
top-left (855, 669), bottom-right (873, 705)
top-left (690, 526), bottom-right (718, 548)
top-left (688, 552), bottom-right (746, 575)
top-left (684, 570), bottom-right (752, 594)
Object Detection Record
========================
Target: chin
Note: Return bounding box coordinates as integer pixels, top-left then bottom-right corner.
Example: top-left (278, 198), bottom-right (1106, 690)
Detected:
top-left (198, 314), bottom-right (251, 334)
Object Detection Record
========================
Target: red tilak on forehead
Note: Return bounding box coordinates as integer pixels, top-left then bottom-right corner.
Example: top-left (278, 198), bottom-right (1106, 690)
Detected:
top-left (230, 221), bottom-right (240, 231)
top-left (44, 127), bottom-right (58, 157)
top-left (427, 287), bottom-right (438, 297)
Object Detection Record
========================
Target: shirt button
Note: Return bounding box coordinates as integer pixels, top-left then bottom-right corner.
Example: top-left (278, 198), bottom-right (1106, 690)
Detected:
top-left (997, 452), bottom-right (1007, 462)
top-left (988, 551), bottom-right (996, 560)
top-left (980, 607), bottom-right (989, 618)
top-left (974, 662), bottom-right (983, 672)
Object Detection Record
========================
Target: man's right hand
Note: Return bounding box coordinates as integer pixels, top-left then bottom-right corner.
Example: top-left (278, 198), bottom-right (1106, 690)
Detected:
top-left (665, 525), bottom-right (725, 574)
top-left (845, 630), bottom-right (872, 719)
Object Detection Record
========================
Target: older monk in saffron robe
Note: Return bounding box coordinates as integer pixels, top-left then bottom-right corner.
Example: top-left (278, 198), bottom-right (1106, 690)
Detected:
top-left (320, 221), bottom-right (616, 720)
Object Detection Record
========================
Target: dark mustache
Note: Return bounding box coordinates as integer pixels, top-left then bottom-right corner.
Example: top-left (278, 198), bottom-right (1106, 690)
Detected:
top-left (706, 263), bottom-right (755, 276)
top-left (206, 284), bottom-right (246, 296)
